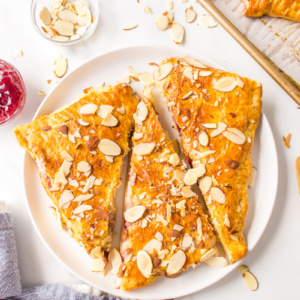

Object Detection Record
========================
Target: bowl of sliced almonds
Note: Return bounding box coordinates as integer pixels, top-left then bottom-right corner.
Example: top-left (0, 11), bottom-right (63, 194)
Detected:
top-left (31, 0), bottom-right (99, 46)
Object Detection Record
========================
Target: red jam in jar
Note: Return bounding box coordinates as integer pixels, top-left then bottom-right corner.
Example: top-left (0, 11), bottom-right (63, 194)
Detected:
top-left (0, 60), bottom-right (26, 125)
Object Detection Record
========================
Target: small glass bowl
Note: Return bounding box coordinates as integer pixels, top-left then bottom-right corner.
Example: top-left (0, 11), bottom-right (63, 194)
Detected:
top-left (0, 60), bottom-right (26, 125)
top-left (31, 0), bottom-right (99, 46)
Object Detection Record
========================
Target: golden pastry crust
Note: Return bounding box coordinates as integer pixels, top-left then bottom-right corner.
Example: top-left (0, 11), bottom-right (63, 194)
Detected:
top-left (119, 88), bottom-right (218, 291)
top-left (14, 84), bottom-right (138, 272)
top-left (155, 57), bottom-right (262, 263)
top-left (242, 0), bottom-right (300, 22)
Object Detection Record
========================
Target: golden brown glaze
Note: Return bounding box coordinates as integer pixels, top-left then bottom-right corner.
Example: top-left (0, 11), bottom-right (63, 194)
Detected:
top-left (14, 84), bottom-right (138, 272)
top-left (119, 88), bottom-right (218, 291)
top-left (242, 0), bottom-right (300, 22)
top-left (155, 57), bottom-right (262, 263)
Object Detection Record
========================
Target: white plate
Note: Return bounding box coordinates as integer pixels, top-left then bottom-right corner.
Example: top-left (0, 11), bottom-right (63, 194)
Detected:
top-left (23, 46), bottom-right (278, 300)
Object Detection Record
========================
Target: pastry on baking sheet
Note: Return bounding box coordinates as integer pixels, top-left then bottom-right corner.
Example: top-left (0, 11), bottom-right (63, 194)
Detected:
top-left (118, 87), bottom-right (220, 291)
top-left (155, 57), bottom-right (262, 263)
top-left (14, 84), bottom-right (138, 273)
top-left (242, 0), bottom-right (300, 22)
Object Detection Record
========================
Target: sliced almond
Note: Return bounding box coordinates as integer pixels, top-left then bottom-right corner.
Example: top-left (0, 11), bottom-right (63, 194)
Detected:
top-left (174, 224), bottom-right (183, 232)
top-left (205, 256), bottom-right (228, 267)
top-left (58, 9), bottom-right (78, 24)
top-left (199, 176), bottom-right (212, 195)
top-left (109, 248), bottom-right (122, 275)
top-left (144, 5), bottom-right (153, 14)
top-left (210, 187), bottom-right (225, 204)
top-left (117, 106), bottom-right (126, 115)
top-left (211, 122), bottom-right (227, 138)
top-left (181, 186), bottom-right (196, 198)
top-left (167, 250), bottom-right (186, 275)
top-left (122, 23), bottom-right (138, 30)
top-left (249, 166), bottom-right (257, 188)
top-left (60, 159), bottom-right (72, 176)
top-left (182, 91), bottom-right (193, 100)
top-left (237, 265), bottom-right (249, 274)
top-left (182, 233), bottom-right (194, 250)
top-left (174, 170), bottom-right (185, 184)
top-left (185, 7), bottom-right (197, 23)
top-left (236, 77), bottom-right (245, 88)
top-left (200, 248), bottom-right (218, 262)
top-left (105, 155), bottom-right (114, 163)
top-left (82, 175), bottom-right (96, 193)
top-left (199, 71), bottom-right (212, 77)
top-left (99, 139), bottom-right (121, 156)
top-left (59, 190), bottom-right (74, 208)
top-left (134, 142), bottom-right (155, 156)
top-left (77, 161), bottom-right (91, 172)
top-left (139, 72), bottom-right (154, 86)
top-left (197, 217), bottom-right (202, 237)
top-left (53, 20), bottom-right (74, 36)
top-left (54, 55), bottom-right (68, 78)
top-left (73, 204), bottom-right (93, 214)
top-left (199, 14), bottom-right (218, 28)
top-left (101, 113), bottom-right (119, 127)
top-left (51, 170), bottom-right (68, 191)
top-left (167, 203), bottom-right (172, 223)
top-left (156, 15), bottom-right (170, 31)
top-left (190, 149), bottom-right (215, 159)
top-left (97, 105), bottom-right (114, 118)
top-left (73, 193), bottom-right (94, 202)
top-left (171, 22), bottom-right (185, 44)
top-left (167, 1), bottom-right (173, 10)
top-left (137, 250), bottom-right (152, 278)
top-left (243, 271), bottom-right (258, 291)
top-left (136, 101), bottom-right (148, 121)
top-left (60, 150), bottom-right (73, 161)
top-left (184, 57), bottom-right (206, 69)
top-left (124, 205), bottom-right (146, 223)
top-left (143, 239), bottom-right (162, 254)
top-left (15, 49), bottom-right (23, 57)
top-left (116, 75), bottom-right (131, 84)
top-left (168, 10), bottom-right (174, 22)
top-left (127, 66), bottom-right (140, 78)
top-left (198, 131), bottom-right (209, 146)
top-left (91, 257), bottom-right (105, 272)
top-left (213, 77), bottom-right (237, 92)
top-left (223, 128), bottom-right (246, 145)
top-left (37, 90), bottom-right (45, 96)
top-left (168, 153), bottom-right (180, 166)
top-left (184, 165), bottom-right (206, 185)
top-left (40, 7), bottom-right (52, 26)
top-left (78, 119), bottom-right (89, 126)
top-left (155, 63), bottom-right (174, 81)
top-left (201, 123), bottom-right (217, 129)
top-left (53, 35), bottom-right (70, 41)
top-left (133, 132), bottom-right (143, 140)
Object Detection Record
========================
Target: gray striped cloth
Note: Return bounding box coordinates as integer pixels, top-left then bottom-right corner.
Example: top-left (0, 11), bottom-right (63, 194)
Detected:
top-left (0, 211), bottom-right (124, 300)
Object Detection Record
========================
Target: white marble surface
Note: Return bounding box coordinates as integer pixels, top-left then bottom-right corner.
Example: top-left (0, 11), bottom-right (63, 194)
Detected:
top-left (0, 0), bottom-right (299, 299)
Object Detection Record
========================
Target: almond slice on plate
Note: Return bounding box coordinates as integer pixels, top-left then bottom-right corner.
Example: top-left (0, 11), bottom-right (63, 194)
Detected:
top-left (210, 187), bottom-right (225, 204)
top-left (144, 5), bottom-right (153, 14)
top-left (109, 248), bottom-right (122, 275)
top-left (122, 23), bottom-right (138, 30)
top-left (155, 63), bottom-right (174, 81)
top-left (98, 139), bottom-right (121, 156)
top-left (205, 256), bottom-right (228, 267)
top-left (200, 248), bottom-right (218, 262)
top-left (156, 15), bottom-right (170, 31)
top-left (185, 7), bottom-right (197, 23)
top-left (124, 205), bottom-right (146, 223)
top-left (171, 23), bottom-right (185, 44)
top-left (134, 142), bottom-right (156, 156)
top-left (101, 113), bottom-right (119, 127)
top-left (137, 250), bottom-right (153, 278)
top-left (184, 57), bottom-right (206, 69)
top-left (139, 72), bottom-right (154, 86)
top-left (166, 250), bottom-right (186, 275)
top-left (54, 55), bottom-right (68, 78)
top-left (213, 77), bottom-right (237, 92)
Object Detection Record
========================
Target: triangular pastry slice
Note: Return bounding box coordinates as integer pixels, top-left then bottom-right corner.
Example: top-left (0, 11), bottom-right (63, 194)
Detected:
top-left (14, 84), bottom-right (138, 273)
top-left (155, 57), bottom-right (262, 263)
top-left (118, 88), bottom-right (219, 291)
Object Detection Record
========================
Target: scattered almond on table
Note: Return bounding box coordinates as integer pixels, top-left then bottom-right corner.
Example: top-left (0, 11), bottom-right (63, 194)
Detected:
top-left (283, 133), bottom-right (291, 148)
top-left (15, 49), bottom-right (23, 57)
top-left (185, 6), bottom-right (197, 23)
top-left (237, 265), bottom-right (259, 291)
top-left (199, 14), bottom-right (218, 28)
top-left (54, 54), bottom-right (68, 78)
top-left (39, 0), bottom-right (93, 42)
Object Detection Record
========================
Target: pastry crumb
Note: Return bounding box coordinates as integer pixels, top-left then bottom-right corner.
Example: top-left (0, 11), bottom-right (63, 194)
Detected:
top-left (37, 90), bottom-right (46, 96)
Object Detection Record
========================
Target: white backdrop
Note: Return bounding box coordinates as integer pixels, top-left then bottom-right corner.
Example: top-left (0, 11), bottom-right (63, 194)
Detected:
top-left (0, 1), bottom-right (299, 299)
